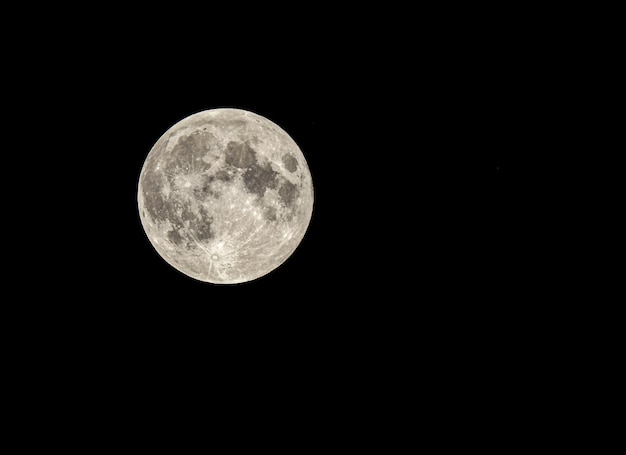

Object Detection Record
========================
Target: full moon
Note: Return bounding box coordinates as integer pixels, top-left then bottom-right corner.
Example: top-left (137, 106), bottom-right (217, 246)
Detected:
top-left (137, 108), bottom-right (314, 284)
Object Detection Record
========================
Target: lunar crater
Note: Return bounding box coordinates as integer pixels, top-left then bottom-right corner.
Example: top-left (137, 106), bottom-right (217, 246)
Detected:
top-left (242, 162), bottom-right (278, 197)
top-left (282, 153), bottom-right (298, 172)
top-left (278, 180), bottom-right (299, 207)
top-left (224, 141), bottom-right (257, 168)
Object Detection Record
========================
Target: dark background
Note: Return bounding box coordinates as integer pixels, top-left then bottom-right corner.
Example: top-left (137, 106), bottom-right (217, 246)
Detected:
top-left (56, 16), bottom-right (521, 382)
top-left (100, 65), bottom-right (504, 306)
top-left (9, 6), bottom-right (582, 442)
top-left (22, 6), bottom-right (531, 351)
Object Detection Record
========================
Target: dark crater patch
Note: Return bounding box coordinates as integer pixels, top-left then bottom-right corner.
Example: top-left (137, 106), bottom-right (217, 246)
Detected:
top-left (195, 171), bottom-right (231, 200)
top-left (167, 229), bottom-right (184, 245)
top-left (169, 135), bottom-right (195, 171)
top-left (193, 183), bottom-right (212, 200)
top-left (191, 219), bottom-right (214, 241)
top-left (225, 141), bottom-right (256, 168)
top-left (282, 154), bottom-right (298, 172)
top-left (142, 169), bottom-right (162, 193)
top-left (145, 192), bottom-right (166, 220)
top-left (167, 133), bottom-right (211, 175)
top-left (214, 169), bottom-right (232, 182)
top-left (243, 163), bottom-right (278, 197)
top-left (194, 184), bottom-right (220, 200)
top-left (190, 208), bottom-right (214, 241)
top-left (279, 180), bottom-right (299, 207)
top-left (179, 202), bottom-right (197, 223)
top-left (142, 173), bottom-right (168, 221)
top-left (192, 174), bottom-right (227, 200)
top-left (143, 185), bottom-right (177, 223)
top-left (263, 205), bottom-right (277, 222)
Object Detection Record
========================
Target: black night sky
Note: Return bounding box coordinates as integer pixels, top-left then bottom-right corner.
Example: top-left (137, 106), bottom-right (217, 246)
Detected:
top-left (8, 6), bottom-right (585, 445)
top-left (33, 13), bottom-right (521, 330)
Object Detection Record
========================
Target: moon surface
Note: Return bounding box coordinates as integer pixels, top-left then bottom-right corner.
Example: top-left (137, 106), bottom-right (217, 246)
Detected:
top-left (137, 108), bottom-right (314, 284)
